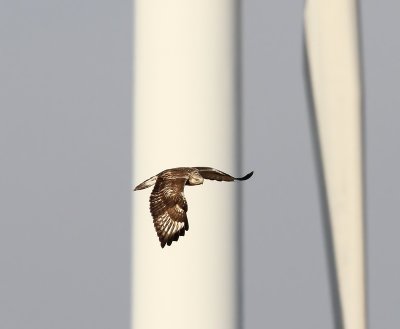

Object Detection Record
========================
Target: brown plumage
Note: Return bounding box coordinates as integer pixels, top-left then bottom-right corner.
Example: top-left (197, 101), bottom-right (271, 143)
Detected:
top-left (134, 167), bottom-right (253, 248)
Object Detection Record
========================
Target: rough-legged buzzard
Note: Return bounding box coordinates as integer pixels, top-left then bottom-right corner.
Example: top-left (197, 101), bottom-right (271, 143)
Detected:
top-left (134, 167), bottom-right (253, 248)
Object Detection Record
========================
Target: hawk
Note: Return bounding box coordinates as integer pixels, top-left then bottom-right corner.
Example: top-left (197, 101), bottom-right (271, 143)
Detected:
top-left (134, 167), bottom-right (253, 248)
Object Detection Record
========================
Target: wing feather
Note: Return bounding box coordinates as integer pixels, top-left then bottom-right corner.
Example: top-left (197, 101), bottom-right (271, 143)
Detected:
top-left (149, 177), bottom-right (189, 248)
top-left (195, 167), bottom-right (254, 181)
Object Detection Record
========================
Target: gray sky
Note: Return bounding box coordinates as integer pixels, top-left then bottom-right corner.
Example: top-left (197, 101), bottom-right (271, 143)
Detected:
top-left (0, 1), bottom-right (131, 328)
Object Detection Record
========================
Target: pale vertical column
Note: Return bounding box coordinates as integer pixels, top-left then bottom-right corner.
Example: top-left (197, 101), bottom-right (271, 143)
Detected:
top-left (132, 1), bottom-right (239, 329)
top-left (304, 1), bottom-right (366, 329)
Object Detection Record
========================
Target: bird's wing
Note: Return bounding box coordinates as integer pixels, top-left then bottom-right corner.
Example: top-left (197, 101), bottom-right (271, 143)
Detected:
top-left (195, 167), bottom-right (254, 181)
top-left (150, 177), bottom-right (189, 248)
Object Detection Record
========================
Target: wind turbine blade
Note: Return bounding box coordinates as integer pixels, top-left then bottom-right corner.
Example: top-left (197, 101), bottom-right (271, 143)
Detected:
top-left (304, 1), bottom-right (366, 329)
top-left (132, 1), bottom-right (240, 329)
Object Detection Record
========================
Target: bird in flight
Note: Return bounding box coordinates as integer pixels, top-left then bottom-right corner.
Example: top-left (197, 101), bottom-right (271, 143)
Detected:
top-left (134, 167), bottom-right (253, 248)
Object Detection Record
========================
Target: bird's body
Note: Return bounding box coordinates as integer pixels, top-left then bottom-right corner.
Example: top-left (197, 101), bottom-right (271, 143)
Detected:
top-left (134, 167), bottom-right (253, 248)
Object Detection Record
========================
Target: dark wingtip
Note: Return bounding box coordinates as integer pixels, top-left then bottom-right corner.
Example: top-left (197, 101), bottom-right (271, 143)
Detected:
top-left (237, 171), bottom-right (254, 181)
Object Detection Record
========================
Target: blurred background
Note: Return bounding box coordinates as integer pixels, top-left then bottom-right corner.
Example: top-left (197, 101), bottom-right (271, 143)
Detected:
top-left (0, 0), bottom-right (399, 328)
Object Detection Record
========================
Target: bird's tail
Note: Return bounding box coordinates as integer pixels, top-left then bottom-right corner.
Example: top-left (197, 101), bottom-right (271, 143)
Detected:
top-left (134, 175), bottom-right (158, 191)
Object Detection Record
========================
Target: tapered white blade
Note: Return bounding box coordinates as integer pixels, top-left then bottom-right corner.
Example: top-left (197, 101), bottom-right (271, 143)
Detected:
top-left (304, 1), bottom-right (366, 329)
top-left (132, 1), bottom-right (240, 329)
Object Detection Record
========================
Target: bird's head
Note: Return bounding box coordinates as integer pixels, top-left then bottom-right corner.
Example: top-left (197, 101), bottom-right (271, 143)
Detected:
top-left (187, 171), bottom-right (204, 186)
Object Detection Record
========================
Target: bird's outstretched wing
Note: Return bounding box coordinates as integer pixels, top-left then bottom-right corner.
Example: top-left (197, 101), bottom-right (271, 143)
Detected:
top-left (195, 167), bottom-right (254, 182)
top-left (149, 177), bottom-right (189, 248)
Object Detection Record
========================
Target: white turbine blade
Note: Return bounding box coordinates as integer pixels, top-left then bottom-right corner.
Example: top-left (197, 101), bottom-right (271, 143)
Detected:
top-left (304, 1), bottom-right (366, 329)
top-left (132, 1), bottom-right (240, 329)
